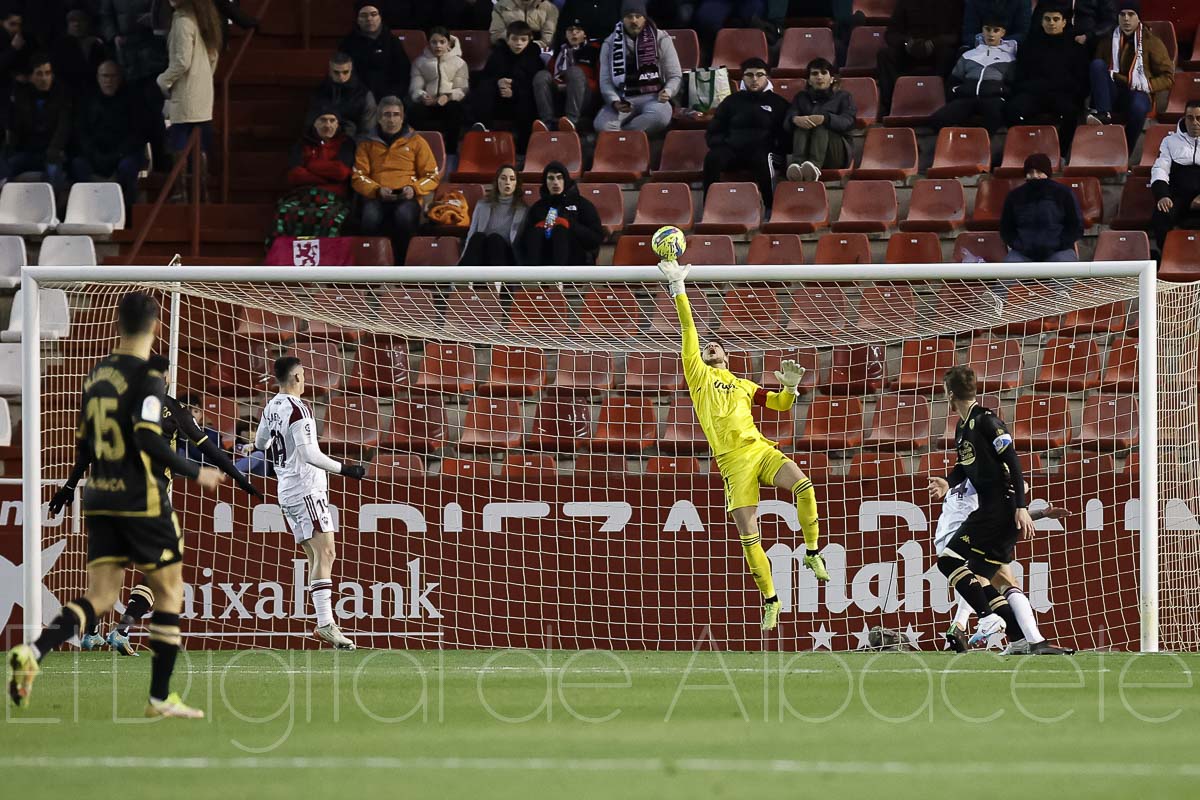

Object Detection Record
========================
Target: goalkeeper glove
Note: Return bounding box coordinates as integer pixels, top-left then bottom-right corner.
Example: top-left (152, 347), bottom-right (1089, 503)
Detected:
top-left (48, 483), bottom-right (76, 516)
top-left (657, 259), bottom-right (690, 296)
top-left (341, 463), bottom-right (367, 480)
top-left (773, 359), bottom-right (806, 395)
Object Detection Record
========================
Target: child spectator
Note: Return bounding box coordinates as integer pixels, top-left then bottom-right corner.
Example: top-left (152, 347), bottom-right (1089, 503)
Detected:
top-left (407, 27), bottom-right (469, 154)
top-left (468, 21), bottom-right (544, 151)
top-left (933, 18), bottom-right (1017, 134)
top-left (533, 16), bottom-right (601, 132)
top-left (783, 58), bottom-right (855, 183)
top-left (270, 107), bottom-right (357, 243)
top-left (961, 0), bottom-right (1030, 47)
top-left (461, 164), bottom-right (528, 266)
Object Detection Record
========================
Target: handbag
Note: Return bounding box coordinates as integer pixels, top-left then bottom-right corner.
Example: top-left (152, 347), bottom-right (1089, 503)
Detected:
top-left (686, 66), bottom-right (731, 114)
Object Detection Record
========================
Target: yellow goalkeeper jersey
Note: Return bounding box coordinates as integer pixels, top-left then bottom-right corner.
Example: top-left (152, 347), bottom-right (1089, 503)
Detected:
top-left (675, 293), bottom-right (795, 456)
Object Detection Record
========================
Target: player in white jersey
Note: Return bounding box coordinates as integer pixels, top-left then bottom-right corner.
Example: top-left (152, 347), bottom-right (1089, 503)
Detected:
top-left (252, 356), bottom-right (367, 649)
top-left (933, 478), bottom-right (1073, 655)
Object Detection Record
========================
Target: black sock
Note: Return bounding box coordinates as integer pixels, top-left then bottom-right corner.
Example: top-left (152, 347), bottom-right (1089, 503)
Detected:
top-left (147, 611), bottom-right (181, 701)
top-left (936, 556), bottom-right (993, 617)
top-left (33, 598), bottom-right (96, 660)
top-left (982, 584), bottom-right (1026, 641)
top-left (118, 585), bottom-right (154, 636)
top-left (88, 622), bottom-right (101, 637)
top-left (764, 595), bottom-right (778, 604)
top-left (805, 549), bottom-right (819, 557)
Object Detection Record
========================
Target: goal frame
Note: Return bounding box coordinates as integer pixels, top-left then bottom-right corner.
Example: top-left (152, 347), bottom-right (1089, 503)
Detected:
top-left (19, 260), bottom-right (1161, 650)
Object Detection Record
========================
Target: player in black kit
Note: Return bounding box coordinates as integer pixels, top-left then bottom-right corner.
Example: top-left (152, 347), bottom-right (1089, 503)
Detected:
top-left (8, 292), bottom-right (226, 717)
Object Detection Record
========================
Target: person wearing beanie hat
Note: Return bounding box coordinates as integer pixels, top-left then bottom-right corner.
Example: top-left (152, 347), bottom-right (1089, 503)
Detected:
top-left (961, 0), bottom-right (1030, 47)
top-left (519, 160), bottom-right (604, 265)
top-left (594, 3), bottom-right (682, 135)
top-left (1006, 5), bottom-right (1090, 158)
top-left (933, 18), bottom-right (1017, 134)
top-left (999, 153), bottom-right (1084, 262)
top-left (338, 3), bottom-right (411, 102)
top-left (271, 105), bottom-right (358, 242)
top-left (490, 0), bottom-right (559, 49)
top-left (533, 16), bottom-right (602, 132)
top-left (1085, 2), bottom-right (1174, 154)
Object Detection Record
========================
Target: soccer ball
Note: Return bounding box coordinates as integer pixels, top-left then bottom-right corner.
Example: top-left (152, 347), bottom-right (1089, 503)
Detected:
top-left (651, 225), bottom-right (687, 261)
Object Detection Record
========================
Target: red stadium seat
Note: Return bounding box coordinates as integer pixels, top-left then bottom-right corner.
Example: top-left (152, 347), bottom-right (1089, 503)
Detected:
top-left (747, 233), bottom-right (804, 265)
top-left (417, 130), bottom-right (446, 176)
top-left (1111, 179), bottom-right (1155, 230)
top-left (591, 394), bottom-right (657, 452)
top-left (788, 284), bottom-right (851, 336)
top-left (527, 397), bottom-right (592, 451)
top-left (415, 342), bottom-right (476, 393)
top-left (1159, 230), bottom-right (1200, 281)
top-left (681, 234), bottom-right (736, 265)
top-left (450, 30), bottom-right (490, 71)
top-left (666, 29), bottom-right (701, 71)
top-left (841, 77), bottom-right (880, 127)
top-left (612, 234), bottom-right (659, 266)
top-left (1034, 337), bottom-right (1102, 392)
top-left (1013, 394), bottom-right (1073, 449)
top-left (507, 286), bottom-right (570, 333)
top-left (754, 349), bottom-right (820, 396)
top-left (1078, 394), bottom-right (1138, 450)
top-left (884, 76), bottom-right (944, 126)
top-left (900, 179), bottom-right (966, 232)
top-left (405, 235), bottom-right (461, 266)
top-left (853, 127), bottom-right (918, 181)
top-left (649, 286), bottom-right (716, 335)
top-left (952, 231), bottom-right (1008, 262)
top-left (305, 287), bottom-right (367, 340)
top-left (377, 287), bottom-right (439, 331)
top-left (1054, 176), bottom-right (1104, 227)
top-left (1065, 125), bottom-right (1129, 178)
top-left (660, 395), bottom-right (707, 453)
top-left (991, 282), bottom-right (1064, 335)
top-left (885, 232), bottom-right (943, 264)
top-left (628, 182), bottom-right (694, 233)
top-left (918, 450), bottom-right (957, 476)
top-left (440, 458), bottom-right (493, 478)
top-left (763, 182), bottom-right (829, 234)
top-left (928, 127), bottom-right (992, 180)
top-left (452, 131), bottom-right (516, 182)
top-left (789, 451), bottom-right (831, 478)
top-left (832, 179), bottom-right (897, 233)
top-left (1062, 300), bottom-right (1129, 333)
top-left (382, 392), bottom-right (448, 451)
top-left (481, 345), bottom-right (547, 396)
top-left (1145, 20), bottom-right (1178, 62)
top-left (577, 285), bottom-right (644, 333)
top-left (346, 334), bottom-right (410, 396)
top-left (967, 337), bottom-right (1023, 391)
top-left (996, 126), bottom-right (1062, 177)
top-left (394, 29), bottom-right (428, 63)
top-left (1094, 230), bottom-right (1151, 262)
top-left (847, 452), bottom-right (909, 479)
top-left (283, 343), bottom-right (341, 396)
top-left (891, 337), bottom-right (957, 392)
top-left (443, 287), bottom-right (505, 337)
top-left (553, 350), bottom-right (615, 395)
top-left (719, 287), bottom-right (783, 336)
top-left (843, 26), bottom-right (887, 77)
top-left (1059, 450), bottom-right (1115, 476)
top-left (501, 452), bottom-right (558, 481)
top-left (458, 397), bottom-right (524, 452)
top-left (521, 131), bottom-right (583, 181)
top-left (695, 182), bottom-right (762, 235)
top-left (652, 130), bottom-right (708, 182)
top-left (826, 344), bottom-right (887, 394)
top-left (799, 396), bottom-right (864, 449)
top-left (370, 453), bottom-right (427, 482)
top-left (322, 395), bottom-right (381, 456)
top-left (585, 131), bottom-right (650, 182)
top-left (852, 0), bottom-right (896, 22)
top-left (236, 307), bottom-right (300, 341)
top-left (194, 395), bottom-right (239, 450)
top-left (624, 352), bottom-right (685, 393)
top-left (776, 28), bottom-right (836, 77)
top-left (574, 453), bottom-right (628, 475)
top-left (645, 455), bottom-right (702, 475)
top-left (865, 393), bottom-right (932, 449)
top-left (577, 183), bottom-right (625, 237)
top-left (813, 233), bottom-right (872, 264)
top-left (711, 29), bottom-right (769, 74)
top-left (1134, 125), bottom-right (1174, 176)
top-left (1101, 336), bottom-right (1138, 391)
top-left (858, 284), bottom-right (917, 335)
top-left (967, 177), bottom-right (1016, 231)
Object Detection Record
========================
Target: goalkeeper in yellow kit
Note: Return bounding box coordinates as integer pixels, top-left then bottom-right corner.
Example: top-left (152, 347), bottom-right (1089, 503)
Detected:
top-left (657, 260), bottom-right (829, 632)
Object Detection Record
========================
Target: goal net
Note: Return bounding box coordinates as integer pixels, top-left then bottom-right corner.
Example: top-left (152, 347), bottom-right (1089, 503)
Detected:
top-left (22, 264), bottom-right (1200, 652)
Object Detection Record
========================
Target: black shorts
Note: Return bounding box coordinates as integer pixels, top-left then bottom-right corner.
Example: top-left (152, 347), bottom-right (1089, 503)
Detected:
top-left (85, 513), bottom-right (183, 571)
top-left (944, 499), bottom-right (1017, 578)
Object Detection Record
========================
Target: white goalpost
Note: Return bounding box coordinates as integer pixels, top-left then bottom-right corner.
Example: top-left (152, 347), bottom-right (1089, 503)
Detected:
top-left (18, 260), bottom-right (1192, 652)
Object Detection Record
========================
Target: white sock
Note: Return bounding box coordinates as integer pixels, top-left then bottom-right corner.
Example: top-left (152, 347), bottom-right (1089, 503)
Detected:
top-left (1005, 588), bottom-right (1043, 644)
top-left (952, 594), bottom-right (973, 629)
top-left (309, 579), bottom-right (333, 627)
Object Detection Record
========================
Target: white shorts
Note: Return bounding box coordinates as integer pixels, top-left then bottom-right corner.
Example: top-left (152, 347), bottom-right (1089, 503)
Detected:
top-left (282, 493), bottom-right (335, 544)
top-left (934, 483), bottom-right (979, 555)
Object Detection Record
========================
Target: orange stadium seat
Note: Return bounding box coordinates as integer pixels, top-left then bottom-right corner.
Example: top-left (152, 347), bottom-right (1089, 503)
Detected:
top-left (858, 284), bottom-right (917, 335)
top-left (652, 130), bottom-right (708, 182)
top-left (645, 455), bottom-right (702, 475)
top-left (1013, 394), bottom-right (1073, 449)
top-left (1134, 125), bottom-right (1173, 176)
top-left (967, 177), bottom-right (1016, 230)
top-left (763, 182), bottom-right (829, 234)
top-left (194, 396), bottom-right (239, 450)
top-left (452, 131), bottom-right (516, 182)
top-left (853, 127), bottom-right (918, 181)
top-left (1078, 394), bottom-right (1138, 450)
top-left (322, 396), bottom-right (381, 456)
top-left (847, 452), bottom-right (909, 479)
top-left (799, 396), bottom-right (865, 449)
top-left (521, 131), bottom-right (583, 181)
top-left (1093, 230), bottom-right (1150, 262)
top-left (507, 287), bottom-right (570, 333)
top-left (776, 28), bottom-right (836, 77)
top-left (756, 349), bottom-right (820, 395)
top-left (443, 287), bottom-right (505, 337)
top-left (928, 127), bottom-right (992, 179)
top-left (841, 77), bottom-right (880, 127)
top-left (1035, 337), bottom-right (1102, 392)
top-left (236, 307), bottom-right (300, 341)
top-left (573, 453), bottom-right (628, 475)
top-left (1054, 176), bottom-right (1104, 227)
top-left (527, 397), bottom-right (592, 451)
top-left (814, 232), bottom-right (872, 264)
top-left (891, 338), bottom-right (957, 392)
top-left (628, 182), bottom-right (694, 233)
top-left (660, 395), bottom-right (707, 453)
top-left (1145, 20), bottom-right (1178, 62)
top-left (1062, 300), bottom-right (1129, 333)
top-left (788, 284), bottom-right (851, 336)
top-left (790, 451), bottom-right (831, 478)
top-left (591, 394), bottom-right (658, 452)
top-left (1111, 179), bottom-right (1155, 230)
top-left (553, 350), bottom-right (616, 395)
top-left (405, 236), bottom-right (461, 266)
top-left (952, 231), bottom-right (1008, 262)
top-left (1159, 231), bottom-right (1200, 281)
top-left (501, 452), bottom-right (558, 481)
top-left (439, 458), bottom-right (493, 478)
top-left (415, 342), bottom-right (476, 393)
top-left (458, 397), bottom-right (525, 452)
top-left (577, 285), bottom-right (644, 333)
top-left (306, 287), bottom-right (367, 340)
top-left (624, 352), bottom-right (686, 393)
top-left (826, 344), bottom-right (887, 394)
top-left (1065, 126), bottom-right (1129, 178)
top-left (585, 132), bottom-right (650, 182)
top-left (481, 345), bottom-right (547, 396)
top-left (450, 30), bottom-right (491, 71)
top-left (885, 232), bottom-right (943, 264)
top-left (1059, 450), bottom-right (1115, 476)
top-left (681, 234), bottom-right (736, 265)
top-left (612, 234), bottom-right (659, 266)
top-left (650, 286), bottom-right (716, 335)
top-left (369, 453), bottom-right (427, 482)
top-left (967, 337), bottom-right (1023, 392)
top-left (382, 393), bottom-right (447, 451)
top-left (667, 29), bottom-right (701, 71)
top-left (719, 286), bottom-right (783, 336)
top-left (900, 179), bottom-right (966, 232)
top-left (711, 29), bottom-right (769, 74)
top-left (865, 393), bottom-right (932, 449)
top-left (695, 182), bottom-right (762, 234)
top-left (918, 450), bottom-right (957, 476)
top-left (747, 233), bottom-right (805, 265)
top-left (417, 130), bottom-right (446, 175)
top-left (577, 183), bottom-right (625, 237)
top-left (1101, 336), bottom-right (1138, 391)
top-left (346, 334), bottom-right (410, 395)
top-left (832, 179), bottom-right (897, 232)
top-left (996, 126), bottom-right (1061, 177)
top-left (843, 26), bottom-right (887, 77)
top-left (884, 76), bottom-right (944, 126)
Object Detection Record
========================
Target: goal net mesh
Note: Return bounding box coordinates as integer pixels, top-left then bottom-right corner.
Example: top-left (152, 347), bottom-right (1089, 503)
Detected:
top-left (32, 272), bottom-right (1200, 651)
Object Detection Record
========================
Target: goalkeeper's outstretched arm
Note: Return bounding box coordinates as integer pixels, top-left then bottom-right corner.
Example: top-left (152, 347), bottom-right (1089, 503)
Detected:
top-left (658, 260), bottom-right (708, 385)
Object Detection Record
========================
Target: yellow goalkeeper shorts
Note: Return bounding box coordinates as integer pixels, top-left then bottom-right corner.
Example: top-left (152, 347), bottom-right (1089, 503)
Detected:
top-left (714, 441), bottom-right (791, 512)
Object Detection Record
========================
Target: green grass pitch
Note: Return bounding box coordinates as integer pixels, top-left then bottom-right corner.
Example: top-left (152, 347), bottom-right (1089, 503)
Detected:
top-left (3, 650), bottom-right (1198, 799)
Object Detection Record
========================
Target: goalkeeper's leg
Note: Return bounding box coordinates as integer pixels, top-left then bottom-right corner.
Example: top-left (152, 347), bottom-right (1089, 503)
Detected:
top-left (772, 460), bottom-right (828, 581)
top-left (731, 506), bottom-right (781, 632)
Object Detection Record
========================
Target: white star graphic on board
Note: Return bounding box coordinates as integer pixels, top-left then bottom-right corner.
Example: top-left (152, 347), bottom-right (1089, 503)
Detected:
top-left (809, 624), bottom-right (835, 651)
top-left (903, 624), bottom-right (924, 649)
top-left (853, 623), bottom-right (873, 650)
top-left (0, 539), bottom-right (68, 630)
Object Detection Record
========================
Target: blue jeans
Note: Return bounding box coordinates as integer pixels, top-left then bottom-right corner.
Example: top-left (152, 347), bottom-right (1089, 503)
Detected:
top-left (1005, 248), bottom-right (1077, 262)
top-left (1089, 58), bottom-right (1153, 153)
top-left (0, 151), bottom-right (64, 188)
top-left (235, 451), bottom-right (272, 477)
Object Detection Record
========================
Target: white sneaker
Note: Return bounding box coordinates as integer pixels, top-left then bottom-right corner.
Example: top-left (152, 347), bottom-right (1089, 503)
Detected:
top-left (798, 160), bottom-right (822, 182)
top-left (315, 624), bottom-right (356, 650)
top-left (1000, 638), bottom-right (1030, 655)
top-left (968, 613), bottom-right (1006, 647)
top-left (145, 692), bottom-right (205, 719)
top-left (786, 162), bottom-right (803, 182)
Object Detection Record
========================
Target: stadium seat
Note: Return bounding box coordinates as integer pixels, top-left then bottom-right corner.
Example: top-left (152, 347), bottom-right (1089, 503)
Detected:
top-left (813, 233), bottom-right (872, 263)
top-left (1035, 337), bottom-right (1102, 392)
top-left (788, 284), bottom-right (851, 336)
top-left (843, 25), bottom-right (887, 77)
top-left (553, 350), bottom-right (616, 395)
top-left (577, 285), bottom-right (644, 333)
top-left (645, 455), bottom-right (702, 475)
top-left (427, 183), bottom-right (485, 235)
top-left (762, 182), bottom-right (829, 234)
top-left (576, 183), bottom-right (625, 237)
top-left (891, 338), bottom-right (957, 392)
top-left (826, 344), bottom-right (887, 394)
top-left (573, 453), bottom-right (627, 475)
top-left (928, 127), bottom-right (992, 180)
top-left (1054, 176), bottom-right (1104, 227)
top-left (884, 76), bottom-right (944, 126)
top-left (1058, 450), bottom-right (1115, 476)
top-left (628, 182), bottom-right (694, 233)
top-left (481, 346), bottom-right (547, 396)
top-left (832, 180), bottom-right (897, 233)
top-left (322, 395), bottom-right (381, 455)
top-left (377, 287), bottom-right (439, 332)
top-left (649, 286), bottom-right (716, 335)
top-left (1145, 20), bottom-right (1178, 63)
top-left (1064, 126), bottom-right (1129, 178)
top-left (747, 233), bottom-right (804, 265)
top-left (776, 28), bottom-right (836, 76)
top-left (452, 131), bottom-right (516, 182)
top-left (743, 349), bottom-right (820, 395)
top-left (1013, 394), bottom-right (1073, 448)
top-left (195, 396), bottom-right (238, 450)
top-left (719, 286), bottom-right (783, 336)
top-left (770, 78), bottom-right (802, 102)
top-left (0, 183), bottom-right (57, 234)
top-left (847, 452), bottom-right (909, 479)
top-left (996, 126), bottom-right (1061, 177)
top-left (1094, 230), bottom-right (1150, 262)
top-left (405, 236), bottom-right (461, 266)
top-left (450, 29), bottom-right (490, 71)
top-left (884, 232), bottom-right (943, 264)
top-left (1110, 179), bottom-right (1155, 230)
top-left (1159, 230), bottom-right (1200, 281)
top-left (36, 235), bottom-right (96, 266)
top-left (371, 453), bottom-right (427, 481)
top-left (439, 458), bottom-right (493, 478)
top-left (853, 127), bottom-right (918, 181)
top-left (443, 287), bottom-right (505, 337)
top-left (415, 342), bottom-right (476, 393)
top-left (521, 131), bottom-right (583, 181)
top-left (865, 393), bottom-right (932, 449)
top-left (652, 130), bottom-right (708, 182)
top-left (788, 451), bottom-right (831, 478)
top-left (305, 287), bottom-right (368, 340)
top-left (501, 452), bottom-right (558, 481)
top-left (659, 395), bottom-right (707, 453)
top-left (383, 393), bottom-right (447, 451)
top-left (507, 287), bottom-right (570, 333)
top-left (967, 178), bottom-right (1016, 230)
top-left (527, 397), bottom-right (592, 451)
top-left (967, 337), bottom-right (1023, 391)
top-left (799, 396), bottom-right (864, 449)
top-left (612, 234), bottom-right (659, 266)
top-left (841, 77), bottom-right (880, 127)
top-left (1078, 394), bottom-right (1138, 450)
top-left (1134, 125), bottom-right (1173, 176)
top-left (695, 182), bottom-right (762, 235)
top-left (235, 306), bottom-right (300, 342)
top-left (458, 397), bottom-right (525, 452)
top-left (0, 235), bottom-right (23, 288)
top-left (900, 179), bottom-right (966, 232)
top-left (591, 394), bottom-right (657, 452)
top-left (347, 334), bottom-right (410, 395)
top-left (0, 344), bottom-right (18, 393)
top-left (952, 231), bottom-right (1008, 262)
top-left (394, 29), bottom-right (428, 62)
top-left (585, 131), bottom-right (650, 182)
top-left (1101, 335), bottom-right (1138, 392)
top-left (918, 450), bottom-right (957, 476)
top-left (57, 182), bottom-right (124, 235)
top-left (1062, 300), bottom-right (1129, 333)
top-left (284, 343), bottom-right (342, 395)
top-left (858, 284), bottom-right (917, 337)
top-left (852, 0), bottom-right (896, 22)
top-left (624, 352), bottom-right (685, 392)
top-left (417, 130), bottom-right (446, 176)
top-left (351, 236), bottom-right (395, 266)
top-left (666, 29), bottom-right (701, 71)
top-left (681, 234), bottom-right (736, 265)
top-left (711, 29), bottom-right (769, 74)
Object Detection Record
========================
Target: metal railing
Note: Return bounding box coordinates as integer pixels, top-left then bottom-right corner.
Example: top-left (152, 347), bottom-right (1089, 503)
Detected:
top-left (220, 0), bottom-right (277, 203)
top-left (123, 126), bottom-right (203, 263)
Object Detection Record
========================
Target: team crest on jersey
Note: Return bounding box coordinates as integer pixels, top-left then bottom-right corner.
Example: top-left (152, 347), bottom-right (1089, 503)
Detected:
top-left (292, 239), bottom-right (320, 267)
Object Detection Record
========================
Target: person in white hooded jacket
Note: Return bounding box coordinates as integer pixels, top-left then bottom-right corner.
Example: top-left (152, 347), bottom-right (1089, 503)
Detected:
top-left (407, 27), bottom-right (469, 153)
top-left (1151, 101), bottom-right (1200, 252)
top-left (930, 18), bottom-right (1016, 133)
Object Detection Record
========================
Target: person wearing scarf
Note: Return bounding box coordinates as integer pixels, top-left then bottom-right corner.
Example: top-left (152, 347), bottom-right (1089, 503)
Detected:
top-left (533, 17), bottom-right (601, 132)
top-left (594, 0), bottom-right (681, 136)
top-left (1085, 1), bottom-right (1174, 154)
top-left (782, 57), bottom-right (856, 182)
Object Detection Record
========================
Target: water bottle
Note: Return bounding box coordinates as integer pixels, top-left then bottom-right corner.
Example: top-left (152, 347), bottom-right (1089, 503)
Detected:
top-left (544, 207), bottom-right (558, 239)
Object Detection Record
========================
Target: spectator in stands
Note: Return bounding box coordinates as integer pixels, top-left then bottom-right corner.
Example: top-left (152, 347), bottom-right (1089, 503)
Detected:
top-left (70, 60), bottom-right (146, 214)
top-left (0, 53), bottom-right (69, 188)
top-left (51, 9), bottom-right (107, 92)
top-left (534, 16), bottom-right (601, 132)
top-left (100, 0), bottom-right (168, 170)
top-left (339, 3), bottom-right (411, 103)
top-left (490, 0), bottom-right (559, 51)
top-left (932, 17), bottom-right (1017, 134)
top-left (1150, 101), bottom-right (1200, 254)
top-left (157, 0), bottom-right (221, 199)
top-left (270, 107), bottom-right (356, 243)
top-left (408, 27), bottom-right (468, 154)
top-left (1006, 4), bottom-right (1090, 158)
top-left (0, 10), bottom-right (28, 128)
top-left (461, 164), bottom-right (528, 266)
top-left (594, 1), bottom-right (681, 136)
top-left (520, 160), bottom-right (604, 265)
top-left (783, 57), bottom-right (855, 183)
top-left (352, 97), bottom-right (440, 261)
top-left (962, 0), bottom-right (1030, 47)
top-left (309, 53), bottom-right (377, 139)
top-left (703, 57), bottom-right (788, 212)
top-left (876, 0), bottom-right (962, 111)
top-left (1085, 2), bottom-right (1174, 154)
top-left (557, 0), bottom-right (622, 38)
top-left (468, 21), bottom-right (543, 151)
top-left (1000, 153), bottom-right (1084, 262)
top-left (1071, 0), bottom-right (1118, 52)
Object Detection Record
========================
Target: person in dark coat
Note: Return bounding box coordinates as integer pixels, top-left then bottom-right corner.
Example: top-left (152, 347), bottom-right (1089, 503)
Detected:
top-left (99, 0), bottom-right (168, 171)
top-left (783, 57), bottom-right (856, 181)
top-left (962, 0), bottom-right (1031, 47)
top-left (468, 20), bottom-right (544, 151)
top-left (309, 52), bottom-right (377, 138)
top-left (876, 0), bottom-right (962, 110)
top-left (50, 9), bottom-right (107, 92)
top-left (1000, 153), bottom-right (1084, 262)
top-left (703, 57), bottom-right (789, 211)
top-left (338, 2), bottom-right (411, 103)
top-left (1, 53), bottom-right (71, 187)
top-left (521, 160), bottom-right (604, 265)
top-left (1006, 4), bottom-right (1090, 158)
top-left (1071, 0), bottom-right (1118, 52)
top-left (70, 60), bottom-right (147, 214)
